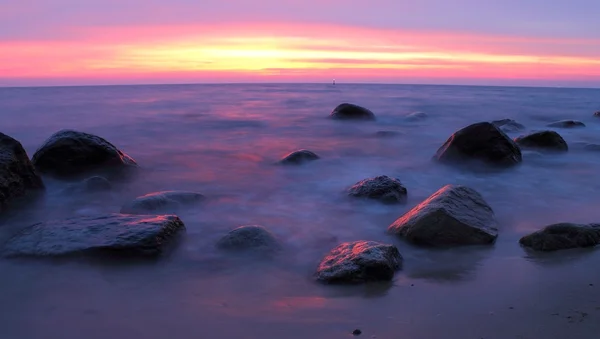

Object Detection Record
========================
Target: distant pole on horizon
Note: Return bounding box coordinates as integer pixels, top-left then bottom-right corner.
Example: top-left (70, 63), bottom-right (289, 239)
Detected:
top-left (333, 79), bottom-right (336, 85)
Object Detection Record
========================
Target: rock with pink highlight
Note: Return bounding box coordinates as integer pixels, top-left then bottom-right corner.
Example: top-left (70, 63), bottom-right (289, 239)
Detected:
top-left (388, 185), bottom-right (498, 247)
top-left (316, 241), bottom-right (402, 284)
top-left (2, 214), bottom-right (185, 258)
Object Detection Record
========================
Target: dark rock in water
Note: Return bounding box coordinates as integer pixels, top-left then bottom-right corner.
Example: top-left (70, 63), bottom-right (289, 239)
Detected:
top-left (514, 131), bottom-right (568, 152)
top-left (434, 122), bottom-right (522, 167)
top-left (315, 241), bottom-right (402, 284)
top-left (330, 103), bottom-right (375, 121)
top-left (594, 111), bottom-right (600, 117)
top-left (352, 329), bottom-right (362, 336)
top-left (405, 111), bottom-right (428, 122)
top-left (348, 175), bottom-right (407, 204)
top-left (519, 223), bottom-right (600, 252)
top-left (0, 132), bottom-right (44, 211)
top-left (279, 149), bottom-right (320, 165)
top-left (216, 225), bottom-right (280, 252)
top-left (491, 119), bottom-right (525, 132)
top-left (547, 120), bottom-right (585, 128)
top-left (2, 214), bottom-right (185, 258)
top-left (32, 130), bottom-right (137, 178)
top-left (388, 185), bottom-right (498, 247)
top-left (120, 191), bottom-right (204, 214)
top-left (82, 176), bottom-right (112, 191)
top-left (375, 130), bottom-right (402, 138)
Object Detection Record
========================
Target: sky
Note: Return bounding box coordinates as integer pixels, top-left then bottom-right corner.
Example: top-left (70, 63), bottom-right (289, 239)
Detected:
top-left (1, 0), bottom-right (600, 87)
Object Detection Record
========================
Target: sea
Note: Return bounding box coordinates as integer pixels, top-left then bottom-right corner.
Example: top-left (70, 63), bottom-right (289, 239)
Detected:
top-left (1, 83), bottom-right (600, 339)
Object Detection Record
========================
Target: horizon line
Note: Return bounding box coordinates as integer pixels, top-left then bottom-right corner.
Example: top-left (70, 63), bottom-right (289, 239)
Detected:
top-left (1, 81), bottom-right (599, 90)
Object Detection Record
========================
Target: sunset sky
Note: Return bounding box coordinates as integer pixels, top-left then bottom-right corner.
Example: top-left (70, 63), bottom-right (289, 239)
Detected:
top-left (1, 0), bottom-right (600, 87)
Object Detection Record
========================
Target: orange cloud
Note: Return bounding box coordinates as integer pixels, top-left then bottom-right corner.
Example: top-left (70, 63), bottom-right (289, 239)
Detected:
top-left (2, 22), bottom-right (600, 85)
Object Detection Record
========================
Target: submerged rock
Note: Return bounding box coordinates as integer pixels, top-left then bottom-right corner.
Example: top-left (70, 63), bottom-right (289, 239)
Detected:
top-left (2, 214), bottom-right (185, 258)
top-left (120, 191), bottom-right (204, 214)
top-left (330, 103), bottom-right (375, 120)
top-left (216, 225), bottom-right (281, 252)
top-left (315, 241), bottom-right (402, 283)
top-left (547, 120), bottom-right (585, 128)
top-left (0, 132), bottom-right (44, 211)
top-left (348, 175), bottom-right (407, 204)
top-left (404, 111), bottom-right (428, 122)
top-left (519, 223), bottom-right (600, 252)
top-left (434, 122), bottom-right (522, 167)
top-left (571, 142), bottom-right (600, 152)
top-left (514, 131), bottom-right (568, 152)
top-left (82, 176), bottom-right (112, 191)
top-left (491, 119), bottom-right (525, 133)
top-left (32, 130), bottom-right (137, 178)
top-left (279, 149), bottom-right (320, 165)
top-left (375, 130), bottom-right (402, 138)
top-left (388, 185), bottom-right (498, 247)
top-left (584, 144), bottom-right (600, 152)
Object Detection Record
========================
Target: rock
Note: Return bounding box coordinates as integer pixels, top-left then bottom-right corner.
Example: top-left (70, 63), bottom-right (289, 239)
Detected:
top-left (519, 223), bottom-right (600, 252)
top-left (0, 132), bottom-right (44, 211)
top-left (434, 122), bottom-right (522, 167)
top-left (584, 144), bottom-right (600, 152)
top-left (348, 175), bottom-right (407, 204)
top-left (375, 130), bottom-right (401, 138)
top-left (330, 103), bottom-right (375, 120)
top-left (352, 329), bottom-right (362, 336)
top-left (594, 111), bottom-right (600, 117)
top-left (315, 241), bottom-right (402, 283)
top-left (491, 119), bottom-right (525, 132)
top-left (405, 112), bottom-right (428, 122)
top-left (216, 225), bottom-right (281, 252)
top-left (120, 191), bottom-right (204, 214)
top-left (547, 120), bottom-right (585, 128)
top-left (388, 185), bottom-right (498, 247)
top-left (279, 149), bottom-right (320, 165)
top-left (572, 142), bottom-right (600, 152)
top-left (514, 131), bottom-right (568, 152)
top-left (82, 176), bottom-right (112, 191)
top-left (2, 214), bottom-right (185, 258)
top-left (32, 130), bottom-right (137, 178)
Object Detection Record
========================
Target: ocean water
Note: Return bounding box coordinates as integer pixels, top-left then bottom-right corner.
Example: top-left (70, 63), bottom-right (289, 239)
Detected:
top-left (1, 83), bottom-right (600, 339)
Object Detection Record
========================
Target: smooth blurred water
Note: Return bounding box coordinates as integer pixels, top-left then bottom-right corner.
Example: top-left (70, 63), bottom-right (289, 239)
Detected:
top-left (1, 83), bottom-right (600, 339)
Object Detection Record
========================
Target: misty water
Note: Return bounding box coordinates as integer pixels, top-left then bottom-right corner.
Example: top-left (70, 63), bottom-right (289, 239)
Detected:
top-left (1, 83), bottom-right (600, 338)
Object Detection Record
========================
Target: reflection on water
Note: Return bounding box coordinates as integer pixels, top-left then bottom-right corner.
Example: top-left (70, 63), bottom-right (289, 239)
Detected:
top-left (1, 84), bottom-right (600, 338)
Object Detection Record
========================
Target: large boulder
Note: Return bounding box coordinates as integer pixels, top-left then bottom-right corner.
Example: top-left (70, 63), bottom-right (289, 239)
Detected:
top-left (388, 185), bottom-right (498, 246)
top-left (514, 131), bottom-right (568, 152)
top-left (2, 214), bottom-right (185, 258)
top-left (315, 241), bottom-right (402, 284)
top-left (348, 175), bottom-right (408, 204)
top-left (491, 119), bottom-right (525, 133)
top-left (434, 122), bottom-right (522, 167)
top-left (0, 132), bottom-right (44, 211)
top-left (330, 103), bottom-right (375, 120)
top-left (32, 130), bottom-right (137, 178)
top-left (279, 149), bottom-right (320, 165)
top-left (216, 225), bottom-right (281, 252)
top-left (547, 120), bottom-right (585, 128)
top-left (120, 191), bottom-right (204, 214)
top-left (519, 223), bottom-right (600, 252)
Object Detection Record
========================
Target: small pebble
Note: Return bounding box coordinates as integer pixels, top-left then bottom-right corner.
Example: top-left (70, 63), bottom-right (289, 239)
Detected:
top-left (352, 329), bottom-right (362, 336)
